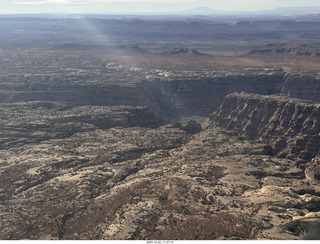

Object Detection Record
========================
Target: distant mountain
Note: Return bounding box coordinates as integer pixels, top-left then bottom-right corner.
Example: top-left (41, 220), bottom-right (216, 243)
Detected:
top-left (180, 6), bottom-right (320, 17)
top-left (181, 6), bottom-right (220, 15)
top-left (265, 6), bottom-right (320, 15)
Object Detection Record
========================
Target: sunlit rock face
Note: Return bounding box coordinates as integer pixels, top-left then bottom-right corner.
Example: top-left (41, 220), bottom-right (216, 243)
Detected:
top-left (210, 92), bottom-right (320, 164)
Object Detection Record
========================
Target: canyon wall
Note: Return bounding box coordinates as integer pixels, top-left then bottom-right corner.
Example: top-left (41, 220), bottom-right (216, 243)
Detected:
top-left (143, 71), bottom-right (283, 116)
top-left (0, 69), bottom-right (284, 119)
top-left (1, 67), bottom-right (320, 122)
top-left (280, 70), bottom-right (320, 102)
top-left (209, 92), bottom-right (320, 164)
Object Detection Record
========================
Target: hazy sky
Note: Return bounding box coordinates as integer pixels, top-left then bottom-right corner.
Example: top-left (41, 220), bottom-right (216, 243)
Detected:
top-left (1, 0), bottom-right (320, 14)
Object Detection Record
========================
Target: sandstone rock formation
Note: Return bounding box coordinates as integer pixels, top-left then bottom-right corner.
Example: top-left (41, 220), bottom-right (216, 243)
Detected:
top-left (279, 70), bottom-right (320, 102)
top-left (210, 92), bottom-right (320, 164)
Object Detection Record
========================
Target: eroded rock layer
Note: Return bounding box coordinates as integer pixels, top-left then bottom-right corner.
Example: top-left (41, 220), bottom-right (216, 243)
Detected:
top-left (210, 92), bottom-right (320, 164)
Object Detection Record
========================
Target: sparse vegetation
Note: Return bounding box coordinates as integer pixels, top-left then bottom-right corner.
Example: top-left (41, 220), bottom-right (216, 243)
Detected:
top-left (0, 14), bottom-right (320, 240)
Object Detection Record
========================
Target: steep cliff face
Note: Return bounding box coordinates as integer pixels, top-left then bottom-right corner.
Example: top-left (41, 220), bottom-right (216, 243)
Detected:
top-left (210, 92), bottom-right (320, 163)
top-left (2, 61), bottom-right (320, 122)
top-left (280, 70), bottom-right (320, 102)
top-left (142, 70), bottom-right (284, 117)
top-left (0, 65), bottom-right (285, 120)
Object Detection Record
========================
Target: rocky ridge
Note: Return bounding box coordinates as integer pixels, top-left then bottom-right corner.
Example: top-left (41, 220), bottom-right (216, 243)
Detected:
top-left (209, 92), bottom-right (320, 164)
top-left (248, 44), bottom-right (320, 57)
top-left (161, 47), bottom-right (210, 56)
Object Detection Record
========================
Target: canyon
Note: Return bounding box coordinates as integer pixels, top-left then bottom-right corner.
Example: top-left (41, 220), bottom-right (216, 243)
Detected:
top-left (0, 16), bottom-right (320, 240)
